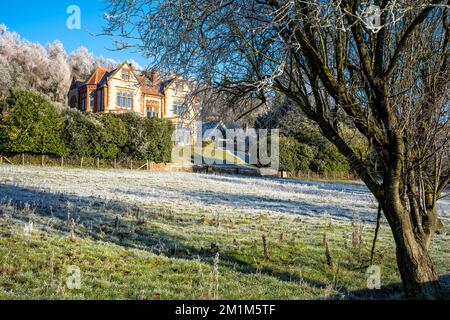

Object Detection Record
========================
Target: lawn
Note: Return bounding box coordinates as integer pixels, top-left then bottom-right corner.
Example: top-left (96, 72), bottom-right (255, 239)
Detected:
top-left (0, 165), bottom-right (448, 300)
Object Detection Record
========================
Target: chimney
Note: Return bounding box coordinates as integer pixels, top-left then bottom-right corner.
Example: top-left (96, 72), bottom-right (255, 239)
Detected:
top-left (151, 70), bottom-right (158, 84)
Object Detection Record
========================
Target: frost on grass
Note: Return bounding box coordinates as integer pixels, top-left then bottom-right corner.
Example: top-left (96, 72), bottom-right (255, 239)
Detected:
top-left (0, 165), bottom-right (448, 224)
top-left (0, 165), bottom-right (449, 299)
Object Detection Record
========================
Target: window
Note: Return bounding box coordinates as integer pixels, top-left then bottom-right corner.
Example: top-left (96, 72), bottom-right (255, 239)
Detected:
top-left (89, 92), bottom-right (95, 111)
top-left (81, 96), bottom-right (86, 112)
top-left (70, 96), bottom-right (77, 109)
top-left (172, 101), bottom-right (186, 117)
top-left (99, 91), bottom-right (104, 112)
top-left (122, 72), bottom-right (129, 81)
top-left (117, 91), bottom-right (133, 109)
top-left (147, 109), bottom-right (158, 118)
top-left (175, 123), bottom-right (191, 145)
top-left (122, 92), bottom-right (127, 108)
top-left (128, 93), bottom-right (132, 109)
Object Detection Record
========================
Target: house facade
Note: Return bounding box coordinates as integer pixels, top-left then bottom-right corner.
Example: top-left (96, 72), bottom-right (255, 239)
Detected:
top-left (68, 61), bottom-right (198, 144)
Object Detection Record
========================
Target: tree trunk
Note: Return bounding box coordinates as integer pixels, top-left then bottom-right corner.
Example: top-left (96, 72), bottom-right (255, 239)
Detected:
top-left (386, 207), bottom-right (442, 299)
top-left (395, 232), bottom-right (441, 299)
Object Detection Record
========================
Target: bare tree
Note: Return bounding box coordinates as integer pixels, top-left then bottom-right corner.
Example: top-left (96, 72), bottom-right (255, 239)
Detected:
top-left (103, 0), bottom-right (450, 299)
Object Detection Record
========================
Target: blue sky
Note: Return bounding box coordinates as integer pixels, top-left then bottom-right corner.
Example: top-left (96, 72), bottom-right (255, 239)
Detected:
top-left (0, 0), bottom-right (147, 66)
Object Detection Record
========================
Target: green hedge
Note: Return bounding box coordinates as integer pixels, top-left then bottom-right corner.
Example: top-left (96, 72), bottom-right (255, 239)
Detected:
top-left (0, 89), bottom-right (174, 162)
top-left (0, 89), bottom-right (68, 156)
top-left (278, 134), bottom-right (350, 176)
top-left (118, 113), bottom-right (174, 162)
top-left (279, 135), bottom-right (314, 173)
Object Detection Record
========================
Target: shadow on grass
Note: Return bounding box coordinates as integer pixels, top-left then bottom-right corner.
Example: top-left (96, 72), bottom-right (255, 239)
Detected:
top-left (0, 183), bottom-right (330, 291)
top-left (1, 183), bottom-right (447, 299)
top-left (180, 187), bottom-right (376, 222)
top-left (330, 274), bottom-right (450, 300)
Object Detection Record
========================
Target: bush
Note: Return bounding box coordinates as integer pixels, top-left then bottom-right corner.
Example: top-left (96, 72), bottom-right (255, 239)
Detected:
top-left (310, 142), bottom-right (350, 175)
top-left (279, 135), bottom-right (314, 174)
top-left (144, 117), bottom-right (174, 163)
top-left (0, 89), bottom-right (175, 163)
top-left (62, 110), bottom-right (93, 158)
top-left (63, 111), bottom-right (130, 159)
top-left (0, 88), bottom-right (67, 156)
top-left (278, 134), bottom-right (350, 176)
top-left (98, 113), bottom-right (128, 159)
top-left (118, 113), bottom-right (148, 159)
top-left (119, 113), bottom-right (174, 162)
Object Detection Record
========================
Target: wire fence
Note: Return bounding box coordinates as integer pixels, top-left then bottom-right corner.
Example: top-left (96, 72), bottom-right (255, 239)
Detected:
top-left (0, 153), bottom-right (359, 181)
top-left (0, 153), bottom-right (167, 171)
top-left (278, 170), bottom-right (359, 182)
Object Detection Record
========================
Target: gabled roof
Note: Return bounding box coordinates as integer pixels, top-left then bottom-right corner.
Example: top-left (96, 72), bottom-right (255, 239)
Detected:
top-left (160, 78), bottom-right (177, 92)
top-left (138, 73), bottom-right (164, 96)
top-left (98, 69), bottom-right (115, 88)
top-left (84, 62), bottom-right (138, 89)
top-left (106, 61), bottom-right (140, 81)
top-left (70, 78), bottom-right (84, 90)
top-left (203, 120), bottom-right (227, 132)
top-left (202, 121), bottom-right (228, 141)
top-left (74, 61), bottom-right (173, 97)
top-left (85, 68), bottom-right (111, 86)
top-left (141, 85), bottom-right (162, 96)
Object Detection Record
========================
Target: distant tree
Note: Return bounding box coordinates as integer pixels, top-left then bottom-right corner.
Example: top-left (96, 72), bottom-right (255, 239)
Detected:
top-left (0, 25), bottom-right (121, 105)
top-left (0, 25), bottom-right (71, 105)
top-left (126, 59), bottom-right (143, 72)
top-left (94, 56), bottom-right (119, 71)
top-left (69, 47), bottom-right (119, 80)
top-left (68, 47), bottom-right (95, 80)
top-left (46, 41), bottom-right (72, 104)
top-left (279, 135), bottom-right (314, 174)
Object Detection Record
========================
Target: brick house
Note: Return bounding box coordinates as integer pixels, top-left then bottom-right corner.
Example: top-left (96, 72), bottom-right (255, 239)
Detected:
top-left (68, 61), bottom-right (198, 144)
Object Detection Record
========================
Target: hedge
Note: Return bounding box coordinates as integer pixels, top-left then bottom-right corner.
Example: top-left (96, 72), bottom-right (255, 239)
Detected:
top-left (278, 134), bottom-right (350, 176)
top-left (0, 88), bottom-right (174, 162)
top-left (0, 88), bottom-right (68, 156)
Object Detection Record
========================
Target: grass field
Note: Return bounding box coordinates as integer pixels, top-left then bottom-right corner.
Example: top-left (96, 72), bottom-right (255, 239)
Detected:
top-left (0, 165), bottom-right (448, 300)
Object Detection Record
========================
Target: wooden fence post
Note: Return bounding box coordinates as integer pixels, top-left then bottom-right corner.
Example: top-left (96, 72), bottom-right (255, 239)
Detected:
top-left (81, 157), bottom-right (84, 168)
top-left (41, 155), bottom-right (45, 167)
top-left (130, 160), bottom-right (133, 170)
top-left (147, 160), bottom-right (149, 171)
top-left (114, 159), bottom-right (117, 169)
top-left (0, 154), bottom-right (3, 165)
top-left (97, 158), bottom-right (100, 169)
top-left (61, 157), bottom-right (64, 167)
top-left (22, 153), bottom-right (25, 166)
